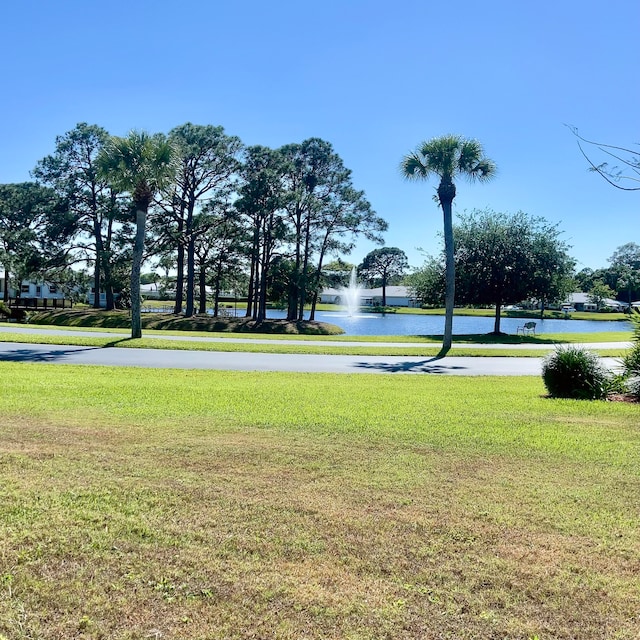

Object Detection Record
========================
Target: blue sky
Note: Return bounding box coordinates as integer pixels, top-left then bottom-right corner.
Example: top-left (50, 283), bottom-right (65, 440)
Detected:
top-left (2, 0), bottom-right (637, 272)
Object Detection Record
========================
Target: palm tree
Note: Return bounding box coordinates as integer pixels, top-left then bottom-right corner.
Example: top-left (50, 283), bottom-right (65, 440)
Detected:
top-left (98, 131), bottom-right (176, 338)
top-left (401, 135), bottom-right (496, 353)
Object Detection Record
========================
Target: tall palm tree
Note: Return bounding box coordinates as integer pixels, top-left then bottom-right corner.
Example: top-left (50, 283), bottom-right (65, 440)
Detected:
top-left (98, 131), bottom-right (176, 338)
top-left (401, 135), bottom-right (496, 353)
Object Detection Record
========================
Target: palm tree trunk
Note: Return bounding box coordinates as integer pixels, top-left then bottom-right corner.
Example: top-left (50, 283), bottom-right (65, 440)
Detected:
top-left (439, 180), bottom-right (456, 354)
top-left (130, 207), bottom-right (146, 339)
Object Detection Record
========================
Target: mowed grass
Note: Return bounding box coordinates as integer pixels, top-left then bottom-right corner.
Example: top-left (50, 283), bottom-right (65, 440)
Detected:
top-left (1, 363), bottom-right (639, 639)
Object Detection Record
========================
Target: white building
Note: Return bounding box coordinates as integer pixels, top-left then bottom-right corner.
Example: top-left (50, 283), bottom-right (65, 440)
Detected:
top-left (564, 292), bottom-right (629, 312)
top-left (0, 278), bottom-right (65, 301)
top-left (318, 285), bottom-right (418, 307)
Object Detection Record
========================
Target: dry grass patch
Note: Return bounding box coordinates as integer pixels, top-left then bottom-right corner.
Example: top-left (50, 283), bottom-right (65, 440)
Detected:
top-left (0, 365), bottom-right (639, 638)
top-left (1, 413), bottom-right (639, 639)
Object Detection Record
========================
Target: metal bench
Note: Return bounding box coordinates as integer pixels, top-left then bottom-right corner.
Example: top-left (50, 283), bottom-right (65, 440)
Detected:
top-left (517, 321), bottom-right (536, 336)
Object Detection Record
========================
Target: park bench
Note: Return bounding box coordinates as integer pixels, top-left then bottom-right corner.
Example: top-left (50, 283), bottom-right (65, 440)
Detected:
top-left (517, 321), bottom-right (536, 336)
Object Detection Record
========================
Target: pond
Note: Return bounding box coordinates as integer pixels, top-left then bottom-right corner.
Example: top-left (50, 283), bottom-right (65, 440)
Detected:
top-left (266, 309), bottom-right (630, 337)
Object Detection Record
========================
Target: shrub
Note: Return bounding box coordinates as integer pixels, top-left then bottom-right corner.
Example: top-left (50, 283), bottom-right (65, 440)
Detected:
top-left (621, 316), bottom-right (640, 399)
top-left (542, 346), bottom-right (611, 400)
top-left (622, 344), bottom-right (640, 377)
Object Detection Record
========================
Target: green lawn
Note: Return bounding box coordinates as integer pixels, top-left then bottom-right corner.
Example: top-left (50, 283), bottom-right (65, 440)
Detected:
top-left (0, 363), bottom-right (638, 639)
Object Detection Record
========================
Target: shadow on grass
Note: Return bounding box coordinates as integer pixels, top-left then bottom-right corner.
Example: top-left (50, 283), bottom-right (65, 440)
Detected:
top-left (406, 333), bottom-right (561, 345)
top-left (103, 338), bottom-right (135, 348)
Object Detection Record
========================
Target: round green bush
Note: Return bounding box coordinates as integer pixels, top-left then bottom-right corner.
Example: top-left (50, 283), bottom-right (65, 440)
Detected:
top-left (541, 346), bottom-right (610, 400)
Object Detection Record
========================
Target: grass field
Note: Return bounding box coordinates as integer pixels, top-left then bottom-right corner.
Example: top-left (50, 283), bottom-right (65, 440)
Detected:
top-left (0, 363), bottom-right (638, 639)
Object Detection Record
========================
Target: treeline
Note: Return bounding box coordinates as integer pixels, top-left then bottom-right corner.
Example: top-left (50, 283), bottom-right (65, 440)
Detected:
top-left (573, 243), bottom-right (640, 307)
top-left (407, 208), bottom-right (639, 332)
top-left (0, 122), bottom-right (387, 320)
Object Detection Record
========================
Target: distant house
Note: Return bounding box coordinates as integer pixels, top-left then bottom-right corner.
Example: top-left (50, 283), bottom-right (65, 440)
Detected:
top-left (563, 292), bottom-right (629, 312)
top-left (1, 278), bottom-right (66, 301)
top-left (1, 278), bottom-right (70, 311)
top-left (140, 283), bottom-right (164, 300)
top-left (87, 288), bottom-right (108, 307)
top-left (563, 293), bottom-right (598, 312)
top-left (318, 285), bottom-right (419, 307)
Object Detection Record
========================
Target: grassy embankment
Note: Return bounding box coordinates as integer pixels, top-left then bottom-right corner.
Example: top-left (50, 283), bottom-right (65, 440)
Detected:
top-left (0, 364), bottom-right (638, 639)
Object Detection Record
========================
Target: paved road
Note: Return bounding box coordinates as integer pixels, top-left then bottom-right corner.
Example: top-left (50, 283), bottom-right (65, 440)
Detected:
top-left (0, 326), bottom-right (626, 376)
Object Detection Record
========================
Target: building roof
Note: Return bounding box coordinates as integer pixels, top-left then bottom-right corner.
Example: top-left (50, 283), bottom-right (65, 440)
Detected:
top-left (567, 292), bottom-right (629, 308)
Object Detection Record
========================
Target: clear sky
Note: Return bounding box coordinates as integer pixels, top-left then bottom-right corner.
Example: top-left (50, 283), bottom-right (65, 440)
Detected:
top-left (2, 0), bottom-right (638, 272)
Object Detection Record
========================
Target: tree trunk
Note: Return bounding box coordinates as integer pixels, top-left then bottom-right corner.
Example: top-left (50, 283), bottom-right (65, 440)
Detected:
top-left (493, 302), bottom-right (502, 334)
top-left (198, 264), bottom-right (207, 314)
top-left (104, 193), bottom-right (117, 311)
top-left (91, 191), bottom-right (102, 309)
top-left (382, 278), bottom-right (387, 307)
top-left (245, 253), bottom-right (256, 318)
top-left (3, 268), bottom-right (9, 301)
top-left (257, 240), bottom-right (268, 321)
top-left (130, 207), bottom-right (146, 339)
top-left (92, 217), bottom-right (105, 308)
top-left (438, 179), bottom-right (456, 354)
top-left (185, 235), bottom-right (196, 316)
top-left (245, 226), bottom-right (259, 318)
top-left (297, 216), bottom-right (313, 322)
top-left (213, 263), bottom-right (222, 317)
top-left (103, 254), bottom-right (115, 311)
top-left (174, 239), bottom-right (185, 314)
top-left (309, 291), bottom-right (318, 321)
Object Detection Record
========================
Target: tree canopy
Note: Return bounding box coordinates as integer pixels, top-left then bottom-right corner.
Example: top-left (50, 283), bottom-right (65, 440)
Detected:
top-left (33, 122), bottom-right (128, 309)
top-left (409, 209), bottom-right (575, 334)
top-left (0, 182), bottom-right (74, 299)
top-left (454, 209), bottom-right (574, 333)
top-left (358, 247), bottom-right (409, 306)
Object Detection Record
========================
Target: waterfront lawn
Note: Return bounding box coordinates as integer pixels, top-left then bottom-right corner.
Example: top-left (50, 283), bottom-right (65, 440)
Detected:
top-left (0, 363), bottom-right (638, 639)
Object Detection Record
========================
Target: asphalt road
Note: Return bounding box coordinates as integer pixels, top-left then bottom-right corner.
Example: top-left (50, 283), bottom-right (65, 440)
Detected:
top-left (0, 326), bottom-right (626, 376)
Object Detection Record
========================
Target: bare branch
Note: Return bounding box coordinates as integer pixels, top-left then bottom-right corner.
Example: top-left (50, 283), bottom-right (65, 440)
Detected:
top-left (567, 124), bottom-right (640, 191)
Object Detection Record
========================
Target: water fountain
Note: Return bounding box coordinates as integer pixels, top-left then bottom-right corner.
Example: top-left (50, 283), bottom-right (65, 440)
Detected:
top-left (339, 267), bottom-right (362, 317)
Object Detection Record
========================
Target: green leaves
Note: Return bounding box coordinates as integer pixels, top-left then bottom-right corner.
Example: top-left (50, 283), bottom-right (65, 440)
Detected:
top-left (401, 134), bottom-right (496, 184)
top-left (98, 131), bottom-right (177, 209)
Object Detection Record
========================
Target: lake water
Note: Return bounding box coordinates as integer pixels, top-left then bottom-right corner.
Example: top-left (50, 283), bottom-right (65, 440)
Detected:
top-left (266, 310), bottom-right (630, 336)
